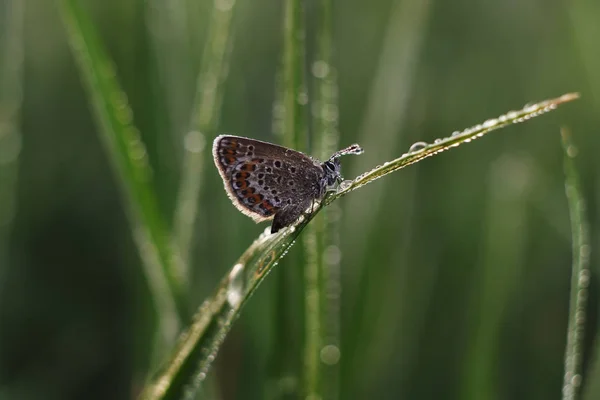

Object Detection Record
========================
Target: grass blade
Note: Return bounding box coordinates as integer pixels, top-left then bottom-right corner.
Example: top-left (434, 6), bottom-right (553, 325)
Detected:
top-left (140, 92), bottom-right (578, 400)
top-left (60, 0), bottom-right (187, 341)
top-left (461, 155), bottom-right (532, 400)
top-left (173, 0), bottom-right (236, 268)
top-left (561, 128), bottom-right (591, 400)
top-left (0, 0), bottom-right (24, 299)
top-left (308, 0), bottom-right (343, 396)
top-left (340, 1), bottom-right (432, 389)
top-left (330, 94), bottom-right (579, 202)
top-left (266, 0), bottom-right (310, 397)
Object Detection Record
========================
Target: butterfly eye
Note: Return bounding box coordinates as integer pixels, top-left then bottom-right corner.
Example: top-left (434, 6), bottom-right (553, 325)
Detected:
top-left (324, 161), bottom-right (336, 172)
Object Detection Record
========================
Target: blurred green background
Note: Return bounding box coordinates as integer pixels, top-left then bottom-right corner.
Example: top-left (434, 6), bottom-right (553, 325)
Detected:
top-left (1, 0), bottom-right (599, 399)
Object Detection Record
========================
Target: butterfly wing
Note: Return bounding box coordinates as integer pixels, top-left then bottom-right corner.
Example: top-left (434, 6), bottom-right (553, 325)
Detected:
top-left (213, 135), bottom-right (325, 226)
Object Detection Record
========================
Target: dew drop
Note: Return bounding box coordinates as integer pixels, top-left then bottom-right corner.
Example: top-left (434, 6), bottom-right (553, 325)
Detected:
top-left (320, 344), bottom-right (341, 365)
top-left (506, 111), bottom-right (518, 120)
top-left (130, 139), bottom-right (147, 160)
top-left (312, 60), bottom-right (330, 78)
top-left (297, 92), bottom-right (309, 105)
top-left (339, 180), bottom-right (352, 191)
top-left (483, 119), bottom-right (497, 128)
top-left (408, 141), bottom-right (428, 152)
top-left (324, 245), bottom-right (341, 265)
top-left (451, 130), bottom-right (460, 136)
top-left (184, 131), bottom-right (205, 153)
top-left (434, 138), bottom-right (442, 144)
top-left (227, 263), bottom-right (245, 307)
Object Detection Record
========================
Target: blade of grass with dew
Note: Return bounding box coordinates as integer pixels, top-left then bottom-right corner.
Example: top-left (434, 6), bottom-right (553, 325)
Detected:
top-left (60, 0), bottom-right (187, 342)
top-left (340, 2), bottom-right (432, 388)
top-left (0, 0), bottom-right (24, 305)
top-left (267, 0), bottom-right (311, 398)
top-left (280, 0), bottom-right (321, 396)
top-left (560, 128), bottom-right (591, 400)
top-left (460, 155), bottom-right (532, 400)
top-left (308, 0), bottom-right (343, 396)
top-left (328, 94), bottom-right (579, 201)
top-left (173, 0), bottom-right (236, 269)
top-left (138, 93), bottom-right (579, 400)
top-left (145, 0), bottom-right (194, 143)
top-left (144, 0), bottom-right (194, 231)
top-left (342, 0), bottom-right (432, 285)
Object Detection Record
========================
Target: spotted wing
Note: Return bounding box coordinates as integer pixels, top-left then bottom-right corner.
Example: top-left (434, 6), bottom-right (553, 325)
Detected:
top-left (212, 135), bottom-right (325, 225)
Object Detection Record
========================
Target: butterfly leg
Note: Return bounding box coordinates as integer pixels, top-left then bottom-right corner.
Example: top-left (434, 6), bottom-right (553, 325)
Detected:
top-left (271, 200), bottom-right (312, 233)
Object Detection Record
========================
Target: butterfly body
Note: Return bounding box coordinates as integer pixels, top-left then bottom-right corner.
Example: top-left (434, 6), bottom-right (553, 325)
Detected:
top-left (213, 135), bottom-right (362, 233)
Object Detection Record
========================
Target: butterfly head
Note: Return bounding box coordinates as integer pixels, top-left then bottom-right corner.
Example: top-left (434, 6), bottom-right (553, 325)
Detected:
top-left (321, 143), bottom-right (364, 188)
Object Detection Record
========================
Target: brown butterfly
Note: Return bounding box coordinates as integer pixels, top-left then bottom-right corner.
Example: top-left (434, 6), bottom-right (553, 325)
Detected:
top-left (212, 135), bottom-right (363, 233)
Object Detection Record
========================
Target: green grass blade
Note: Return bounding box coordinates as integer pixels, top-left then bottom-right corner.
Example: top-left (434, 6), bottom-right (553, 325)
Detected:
top-left (265, 0), bottom-right (310, 397)
top-left (0, 0), bottom-right (24, 293)
top-left (339, 1), bottom-right (432, 391)
top-left (461, 155), bottom-right (532, 400)
top-left (139, 93), bottom-right (578, 400)
top-left (173, 0), bottom-right (236, 268)
top-left (60, 0), bottom-right (188, 339)
top-left (343, 0), bottom-right (432, 266)
top-left (282, 0), bottom-right (308, 151)
top-left (560, 128), bottom-right (591, 400)
top-left (281, 0), bottom-right (316, 397)
top-left (329, 94), bottom-right (579, 203)
top-left (308, 0), bottom-right (342, 397)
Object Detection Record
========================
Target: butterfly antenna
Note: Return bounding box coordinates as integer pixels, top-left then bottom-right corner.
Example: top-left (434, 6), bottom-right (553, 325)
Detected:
top-left (330, 144), bottom-right (364, 161)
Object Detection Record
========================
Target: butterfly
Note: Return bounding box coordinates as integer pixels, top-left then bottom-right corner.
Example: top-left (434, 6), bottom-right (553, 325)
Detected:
top-left (212, 135), bottom-right (363, 233)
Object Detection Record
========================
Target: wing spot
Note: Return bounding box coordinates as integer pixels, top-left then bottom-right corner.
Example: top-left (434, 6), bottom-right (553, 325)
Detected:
top-left (274, 160), bottom-right (282, 168)
top-left (222, 156), bottom-right (236, 165)
top-left (241, 163), bottom-right (257, 172)
top-left (290, 166), bottom-right (297, 173)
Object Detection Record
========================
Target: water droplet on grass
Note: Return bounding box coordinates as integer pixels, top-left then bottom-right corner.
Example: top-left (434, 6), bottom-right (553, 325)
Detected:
top-left (408, 141), bottom-right (428, 152)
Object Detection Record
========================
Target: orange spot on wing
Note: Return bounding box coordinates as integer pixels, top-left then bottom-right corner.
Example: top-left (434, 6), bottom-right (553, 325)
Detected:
top-left (260, 200), bottom-right (275, 212)
top-left (240, 163), bottom-right (256, 171)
